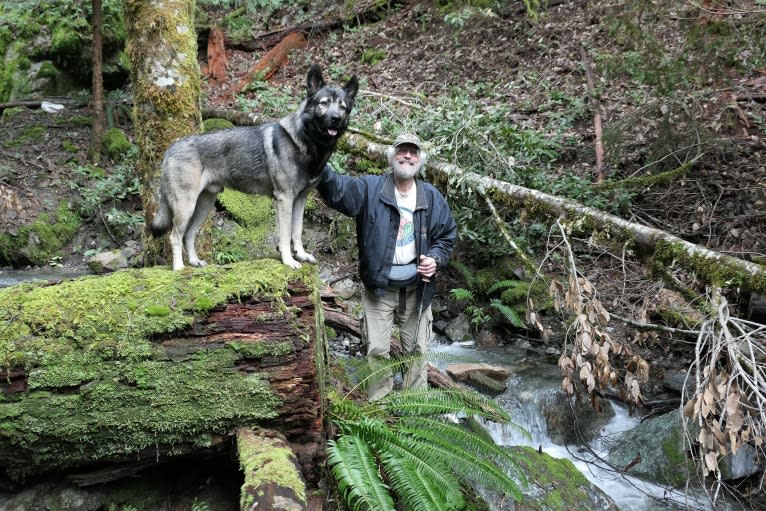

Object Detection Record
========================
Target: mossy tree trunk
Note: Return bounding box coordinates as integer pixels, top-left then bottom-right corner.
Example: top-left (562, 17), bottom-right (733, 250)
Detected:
top-left (124, 0), bottom-right (203, 265)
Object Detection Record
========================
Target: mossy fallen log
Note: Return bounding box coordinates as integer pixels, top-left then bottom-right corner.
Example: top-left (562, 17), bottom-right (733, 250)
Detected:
top-left (0, 260), bottom-right (327, 493)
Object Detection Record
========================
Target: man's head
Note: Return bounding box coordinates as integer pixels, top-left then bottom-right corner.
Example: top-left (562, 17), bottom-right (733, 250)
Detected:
top-left (386, 133), bottom-right (428, 180)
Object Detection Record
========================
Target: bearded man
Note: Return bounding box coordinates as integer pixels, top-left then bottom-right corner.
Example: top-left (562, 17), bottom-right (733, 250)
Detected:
top-left (317, 133), bottom-right (457, 400)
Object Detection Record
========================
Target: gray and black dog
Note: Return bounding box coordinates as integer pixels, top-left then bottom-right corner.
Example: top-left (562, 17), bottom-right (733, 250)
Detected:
top-left (150, 64), bottom-right (358, 270)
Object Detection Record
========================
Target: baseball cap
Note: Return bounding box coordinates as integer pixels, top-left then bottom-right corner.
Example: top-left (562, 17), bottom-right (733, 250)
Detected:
top-left (393, 133), bottom-right (424, 150)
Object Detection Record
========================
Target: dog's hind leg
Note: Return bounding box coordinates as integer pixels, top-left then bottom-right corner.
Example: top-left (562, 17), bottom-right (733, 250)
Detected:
top-left (183, 189), bottom-right (217, 268)
top-left (290, 191), bottom-right (316, 264)
top-left (274, 194), bottom-right (301, 269)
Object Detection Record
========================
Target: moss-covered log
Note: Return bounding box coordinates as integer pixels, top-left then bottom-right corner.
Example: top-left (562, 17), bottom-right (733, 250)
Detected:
top-left (0, 260), bottom-right (327, 490)
top-left (339, 133), bottom-right (766, 295)
top-left (237, 428), bottom-right (307, 511)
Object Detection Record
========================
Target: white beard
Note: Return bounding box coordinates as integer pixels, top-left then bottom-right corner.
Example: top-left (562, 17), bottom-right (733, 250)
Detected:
top-left (393, 160), bottom-right (421, 180)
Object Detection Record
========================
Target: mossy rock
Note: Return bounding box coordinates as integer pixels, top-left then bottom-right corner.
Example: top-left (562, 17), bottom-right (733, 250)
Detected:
top-left (510, 446), bottom-right (619, 510)
top-left (0, 202), bottom-right (81, 267)
top-left (0, 260), bottom-right (320, 479)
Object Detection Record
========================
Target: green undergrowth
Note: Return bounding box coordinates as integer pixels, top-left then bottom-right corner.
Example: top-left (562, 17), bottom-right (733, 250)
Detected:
top-left (0, 260), bottom-right (318, 479)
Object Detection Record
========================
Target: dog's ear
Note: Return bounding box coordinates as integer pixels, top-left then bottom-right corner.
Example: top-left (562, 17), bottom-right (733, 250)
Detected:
top-left (307, 64), bottom-right (325, 98)
top-left (344, 75), bottom-right (359, 103)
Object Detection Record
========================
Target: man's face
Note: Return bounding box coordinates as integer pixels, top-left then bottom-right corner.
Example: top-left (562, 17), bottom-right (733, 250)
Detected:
top-left (393, 143), bottom-right (421, 180)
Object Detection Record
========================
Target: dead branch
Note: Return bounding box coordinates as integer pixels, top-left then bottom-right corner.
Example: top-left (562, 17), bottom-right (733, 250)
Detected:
top-left (229, 32), bottom-right (307, 97)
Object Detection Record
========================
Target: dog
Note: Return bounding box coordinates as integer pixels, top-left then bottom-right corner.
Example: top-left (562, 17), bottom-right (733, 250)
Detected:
top-left (150, 64), bottom-right (358, 270)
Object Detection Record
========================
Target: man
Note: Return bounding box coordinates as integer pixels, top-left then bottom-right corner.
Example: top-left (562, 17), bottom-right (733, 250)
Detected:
top-left (317, 133), bottom-right (457, 400)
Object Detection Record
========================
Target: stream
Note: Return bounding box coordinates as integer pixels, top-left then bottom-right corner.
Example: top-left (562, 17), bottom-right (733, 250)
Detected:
top-left (431, 339), bottom-right (750, 511)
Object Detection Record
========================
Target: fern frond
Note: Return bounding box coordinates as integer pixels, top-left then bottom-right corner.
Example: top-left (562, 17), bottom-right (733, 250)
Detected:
top-left (490, 299), bottom-right (524, 328)
top-left (327, 435), bottom-right (395, 511)
top-left (353, 418), bottom-right (463, 505)
top-left (379, 453), bottom-right (464, 511)
top-left (487, 279), bottom-right (521, 295)
top-left (378, 387), bottom-right (512, 423)
top-left (449, 260), bottom-right (477, 289)
top-left (395, 423), bottom-right (525, 503)
top-left (399, 415), bottom-right (529, 468)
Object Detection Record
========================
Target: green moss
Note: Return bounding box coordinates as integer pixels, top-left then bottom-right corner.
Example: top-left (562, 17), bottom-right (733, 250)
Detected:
top-left (0, 202), bottom-right (81, 267)
top-left (654, 239), bottom-right (766, 295)
top-left (511, 446), bottom-right (597, 511)
top-left (102, 127), bottom-right (134, 160)
top-left (203, 118), bottom-right (235, 132)
top-left (361, 48), bottom-right (387, 65)
top-left (0, 260), bottom-right (320, 478)
top-left (71, 115), bottom-right (93, 127)
top-left (61, 140), bottom-right (79, 153)
top-left (51, 24), bottom-right (83, 57)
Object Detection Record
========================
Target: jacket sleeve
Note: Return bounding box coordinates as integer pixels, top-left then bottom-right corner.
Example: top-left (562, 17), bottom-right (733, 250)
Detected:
top-left (426, 191), bottom-right (457, 271)
top-left (316, 165), bottom-right (367, 217)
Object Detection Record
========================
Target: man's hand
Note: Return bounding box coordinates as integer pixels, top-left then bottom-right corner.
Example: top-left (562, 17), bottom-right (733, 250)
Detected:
top-left (417, 255), bottom-right (437, 281)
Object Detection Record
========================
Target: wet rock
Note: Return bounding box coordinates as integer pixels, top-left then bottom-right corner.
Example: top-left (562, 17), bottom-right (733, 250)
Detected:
top-left (446, 362), bottom-right (510, 382)
top-left (606, 410), bottom-right (693, 487)
top-left (543, 393), bottom-right (615, 445)
top-left (445, 313), bottom-right (472, 342)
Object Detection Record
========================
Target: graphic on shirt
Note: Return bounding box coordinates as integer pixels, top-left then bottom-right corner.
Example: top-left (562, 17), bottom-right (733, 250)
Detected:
top-left (397, 206), bottom-right (415, 247)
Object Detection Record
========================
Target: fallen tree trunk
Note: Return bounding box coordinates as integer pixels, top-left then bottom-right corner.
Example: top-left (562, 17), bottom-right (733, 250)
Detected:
top-left (337, 133), bottom-right (766, 295)
top-left (0, 260), bottom-right (327, 503)
top-left (228, 32), bottom-right (307, 96)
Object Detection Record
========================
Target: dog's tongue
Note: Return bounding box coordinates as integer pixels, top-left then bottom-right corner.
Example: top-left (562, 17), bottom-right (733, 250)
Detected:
top-left (327, 128), bottom-right (338, 137)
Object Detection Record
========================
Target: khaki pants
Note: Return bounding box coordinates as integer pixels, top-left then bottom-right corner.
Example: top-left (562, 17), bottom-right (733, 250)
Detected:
top-left (361, 285), bottom-right (432, 401)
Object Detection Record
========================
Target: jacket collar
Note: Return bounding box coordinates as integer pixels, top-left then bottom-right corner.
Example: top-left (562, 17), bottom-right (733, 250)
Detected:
top-left (381, 173), bottom-right (428, 210)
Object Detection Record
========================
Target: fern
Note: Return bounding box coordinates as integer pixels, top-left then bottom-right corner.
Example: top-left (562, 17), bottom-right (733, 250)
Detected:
top-left (490, 299), bottom-right (524, 328)
top-left (328, 387), bottom-right (528, 510)
top-left (328, 435), bottom-right (395, 511)
top-left (487, 279), bottom-right (521, 295)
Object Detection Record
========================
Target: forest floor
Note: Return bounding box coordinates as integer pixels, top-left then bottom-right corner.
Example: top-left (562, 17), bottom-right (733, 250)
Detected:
top-left (1, 0), bottom-right (764, 397)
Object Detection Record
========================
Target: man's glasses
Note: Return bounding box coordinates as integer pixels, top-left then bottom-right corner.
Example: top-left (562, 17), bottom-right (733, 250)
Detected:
top-left (395, 147), bottom-right (419, 156)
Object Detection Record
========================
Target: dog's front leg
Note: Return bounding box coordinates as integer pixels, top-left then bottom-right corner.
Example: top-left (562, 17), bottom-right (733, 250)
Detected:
top-left (274, 194), bottom-right (301, 269)
top-left (290, 192), bottom-right (316, 265)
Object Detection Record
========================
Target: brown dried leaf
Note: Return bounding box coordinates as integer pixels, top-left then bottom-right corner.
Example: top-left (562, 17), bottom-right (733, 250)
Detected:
top-left (683, 398), bottom-right (696, 417)
top-left (562, 376), bottom-right (574, 396)
top-left (704, 451), bottom-right (719, 473)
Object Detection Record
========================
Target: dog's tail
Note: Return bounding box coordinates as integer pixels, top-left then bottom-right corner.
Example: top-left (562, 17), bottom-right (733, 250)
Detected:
top-left (149, 188), bottom-right (172, 237)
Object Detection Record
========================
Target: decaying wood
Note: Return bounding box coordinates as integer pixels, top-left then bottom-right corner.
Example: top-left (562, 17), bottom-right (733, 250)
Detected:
top-left (229, 32), bottom-right (307, 96)
top-left (206, 26), bottom-right (228, 84)
top-left (580, 45), bottom-right (606, 184)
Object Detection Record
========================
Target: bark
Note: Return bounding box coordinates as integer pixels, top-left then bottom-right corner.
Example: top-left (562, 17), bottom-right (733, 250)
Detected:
top-left (206, 26), bottom-right (228, 85)
top-left (90, 0), bottom-right (105, 164)
top-left (337, 133), bottom-right (766, 294)
top-left (124, 0), bottom-right (203, 264)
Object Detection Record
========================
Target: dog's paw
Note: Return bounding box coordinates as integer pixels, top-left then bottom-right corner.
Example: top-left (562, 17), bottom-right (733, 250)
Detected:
top-left (188, 259), bottom-right (208, 268)
top-left (295, 251), bottom-right (317, 264)
top-left (282, 257), bottom-right (302, 269)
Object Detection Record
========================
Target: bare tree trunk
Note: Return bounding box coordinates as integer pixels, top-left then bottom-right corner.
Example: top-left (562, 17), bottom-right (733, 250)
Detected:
top-left (90, 0), bottom-right (104, 164)
top-left (124, 0), bottom-right (203, 265)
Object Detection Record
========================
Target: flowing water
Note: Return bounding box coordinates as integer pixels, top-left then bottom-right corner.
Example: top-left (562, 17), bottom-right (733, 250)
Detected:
top-left (431, 339), bottom-right (751, 511)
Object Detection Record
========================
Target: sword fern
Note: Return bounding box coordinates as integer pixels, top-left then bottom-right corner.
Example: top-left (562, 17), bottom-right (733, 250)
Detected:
top-left (327, 386), bottom-right (529, 511)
